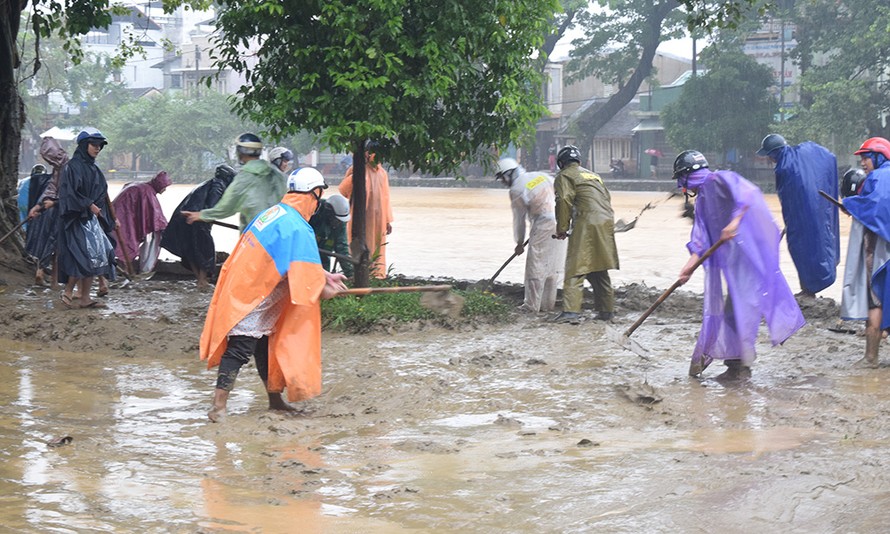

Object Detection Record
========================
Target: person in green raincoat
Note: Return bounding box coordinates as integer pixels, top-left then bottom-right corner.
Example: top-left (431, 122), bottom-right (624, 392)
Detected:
top-left (182, 133), bottom-right (286, 231)
top-left (552, 145), bottom-right (619, 324)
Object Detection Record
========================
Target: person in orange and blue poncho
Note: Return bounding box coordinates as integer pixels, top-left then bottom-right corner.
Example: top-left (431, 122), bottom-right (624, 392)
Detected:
top-left (201, 167), bottom-right (347, 422)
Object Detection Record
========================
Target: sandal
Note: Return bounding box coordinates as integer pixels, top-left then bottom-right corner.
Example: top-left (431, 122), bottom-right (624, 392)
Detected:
top-left (59, 293), bottom-right (79, 309)
top-left (81, 300), bottom-right (107, 309)
top-left (97, 288), bottom-right (109, 297)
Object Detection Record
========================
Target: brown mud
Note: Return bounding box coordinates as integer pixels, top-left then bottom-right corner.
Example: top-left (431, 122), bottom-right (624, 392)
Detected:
top-left (1, 251), bottom-right (889, 532)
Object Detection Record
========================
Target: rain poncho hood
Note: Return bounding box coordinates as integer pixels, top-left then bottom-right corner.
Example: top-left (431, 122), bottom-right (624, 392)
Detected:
top-left (685, 169), bottom-right (804, 369)
top-left (773, 142), bottom-right (840, 293)
top-left (199, 158), bottom-right (286, 231)
top-left (200, 193), bottom-right (327, 401)
top-left (845, 161), bottom-right (890, 329)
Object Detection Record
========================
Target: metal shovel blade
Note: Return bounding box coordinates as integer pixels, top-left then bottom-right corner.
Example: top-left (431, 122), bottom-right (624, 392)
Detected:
top-left (606, 326), bottom-right (651, 360)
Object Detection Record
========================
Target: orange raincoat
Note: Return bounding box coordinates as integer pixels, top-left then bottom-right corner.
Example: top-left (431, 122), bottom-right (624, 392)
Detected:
top-left (339, 163), bottom-right (393, 278)
top-left (200, 193), bottom-right (327, 401)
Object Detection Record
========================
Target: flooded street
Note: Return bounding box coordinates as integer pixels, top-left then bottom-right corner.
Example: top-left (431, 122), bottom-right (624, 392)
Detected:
top-left (1, 184), bottom-right (885, 532)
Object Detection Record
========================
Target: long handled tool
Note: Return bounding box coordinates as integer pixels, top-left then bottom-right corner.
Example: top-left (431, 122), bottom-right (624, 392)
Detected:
top-left (475, 238), bottom-right (530, 292)
top-left (0, 217), bottom-right (29, 246)
top-left (609, 237), bottom-right (729, 357)
top-left (337, 284), bottom-right (464, 318)
top-left (819, 189), bottom-right (848, 215)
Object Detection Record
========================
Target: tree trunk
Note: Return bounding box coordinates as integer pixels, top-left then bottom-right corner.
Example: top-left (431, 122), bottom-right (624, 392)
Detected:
top-left (575, 3), bottom-right (673, 156)
top-left (348, 139), bottom-right (370, 288)
top-left (0, 7), bottom-right (26, 253)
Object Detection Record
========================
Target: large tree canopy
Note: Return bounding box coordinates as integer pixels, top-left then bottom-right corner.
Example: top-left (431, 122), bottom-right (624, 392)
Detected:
top-left (211, 0), bottom-right (557, 175)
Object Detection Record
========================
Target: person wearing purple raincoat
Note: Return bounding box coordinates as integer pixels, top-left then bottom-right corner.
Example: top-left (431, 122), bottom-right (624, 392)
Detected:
top-left (673, 151), bottom-right (805, 380)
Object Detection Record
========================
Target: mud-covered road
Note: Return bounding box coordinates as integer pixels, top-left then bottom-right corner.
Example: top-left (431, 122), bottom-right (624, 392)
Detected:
top-left (1, 266), bottom-right (889, 532)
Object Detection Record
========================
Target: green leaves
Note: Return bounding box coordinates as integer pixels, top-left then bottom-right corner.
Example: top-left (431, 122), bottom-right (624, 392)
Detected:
top-left (210, 0), bottom-right (558, 175)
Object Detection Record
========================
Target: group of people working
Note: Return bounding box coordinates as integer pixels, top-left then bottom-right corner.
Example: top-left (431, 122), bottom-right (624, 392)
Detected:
top-left (18, 130), bottom-right (395, 422)
top-left (498, 135), bottom-right (888, 381)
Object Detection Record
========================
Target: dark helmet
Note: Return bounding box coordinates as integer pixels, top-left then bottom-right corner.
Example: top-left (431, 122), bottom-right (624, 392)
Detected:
top-left (365, 140), bottom-right (381, 151)
top-left (556, 145), bottom-right (581, 169)
top-left (30, 164), bottom-right (47, 175)
top-left (841, 168), bottom-right (867, 198)
top-left (235, 132), bottom-right (263, 156)
top-left (215, 164), bottom-right (237, 182)
top-left (672, 150), bottom-right (709, 178)
top-left (76, 127), bottom-right (108, 147)
top-left (756, 133), bottom-right (787, 157)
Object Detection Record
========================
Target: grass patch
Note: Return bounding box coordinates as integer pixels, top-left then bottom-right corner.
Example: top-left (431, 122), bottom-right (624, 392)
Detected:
top-left (321, 285), bottom-right (511, 332)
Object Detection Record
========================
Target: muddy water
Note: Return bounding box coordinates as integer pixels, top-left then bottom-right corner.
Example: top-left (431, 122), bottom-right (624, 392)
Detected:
top-left (131, 184), bottom-right (848, 300)
top-left (3, 184), bottom-right (881, 532)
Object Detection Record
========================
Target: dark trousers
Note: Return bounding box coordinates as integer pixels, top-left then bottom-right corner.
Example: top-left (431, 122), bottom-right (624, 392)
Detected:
top-left (215, 335), bottom-right (269, 391)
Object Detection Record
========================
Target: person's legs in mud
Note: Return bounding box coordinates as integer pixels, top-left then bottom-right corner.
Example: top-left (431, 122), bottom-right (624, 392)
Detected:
top-left (856, 230), bottom-right (882, 368)
top-left (713, 295), bottom-right (751, 381)
top-left (553, 273), bottom-right (584, 323)
top-left (253, 336), bottom-right (296, 412)
top-left (586, 270), bottom-right (615, 321)
top-left (857, 307), bottom-right (882, 368)
top-left (209, 335), bottom-right (260, 422)
top-left (61, 276), bottom-right (80, 308)
top-left (97, 276), bottom-right (109, 297)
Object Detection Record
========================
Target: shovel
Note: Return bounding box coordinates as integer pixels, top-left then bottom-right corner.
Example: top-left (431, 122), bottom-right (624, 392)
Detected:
top-left (609, 237), bottom-right (729, 357)
top-left (337, 284), bottom-right (464, 318)
top-left (473, 238), bottom-right (530, 292)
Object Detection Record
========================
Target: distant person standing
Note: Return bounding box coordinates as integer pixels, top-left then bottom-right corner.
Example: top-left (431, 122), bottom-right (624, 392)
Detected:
top-left (552, 145), bottom-right (618, 324)
top-left (339, 140), bottom-right (393, 279)
top-left (650, 154), bottom-right (658, 178)
top-left (672, 150), bottom-right (804, 380)
top-left (162, 164), bottom-right (237, 289)
top-left (182, 133), bottom-right (286, 232)
top-left (757, 133), bottom-right (840, 298)
top-left (548, 143), bottom-right (558, 173)
top-left (57, 128), bottom-right (117, 309)
top-left (112, 171), bottom-right (172, 274)
top-left (496, 157), bottom-right (565, 313)
top-left (26, 137), bottom-right (70, 286)
top-left (268, 147), bottom-right (296, 174)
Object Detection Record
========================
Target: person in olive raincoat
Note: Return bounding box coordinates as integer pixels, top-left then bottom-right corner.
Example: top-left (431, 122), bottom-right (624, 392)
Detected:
top-left (552, 145), bottom-right (619, 324)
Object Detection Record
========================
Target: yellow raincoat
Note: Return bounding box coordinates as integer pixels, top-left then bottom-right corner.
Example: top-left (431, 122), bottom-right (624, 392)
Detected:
top-left (554, 163), bottom-right (619, 277)
top-left (339, 163), bottom-right (393, 278)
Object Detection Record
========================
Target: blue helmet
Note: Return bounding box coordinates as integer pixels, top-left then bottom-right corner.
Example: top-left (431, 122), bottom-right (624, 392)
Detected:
top-left (76, 127), bottom-right (107, 146)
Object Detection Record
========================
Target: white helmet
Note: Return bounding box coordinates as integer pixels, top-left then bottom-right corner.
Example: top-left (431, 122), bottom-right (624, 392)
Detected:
top-left (495, 158), bottom-right (521, 184)
top-left (269, 147), bottom-right (294, 165)
top-left (326, 194), bottom-right (351, 222)
top-left (287, 167), bottom-right (328, 193)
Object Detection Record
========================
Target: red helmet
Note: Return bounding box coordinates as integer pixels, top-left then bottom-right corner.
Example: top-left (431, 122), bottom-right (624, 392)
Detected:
top-left (853, 137), bottom-right (890, 159)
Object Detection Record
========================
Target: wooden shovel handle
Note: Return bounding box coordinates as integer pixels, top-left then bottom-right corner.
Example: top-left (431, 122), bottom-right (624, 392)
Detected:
top-left (623, 238), bottom-right (728, 338)
top-left (818, 190), bottom-right (849, 215)
top-left (338, 284), bottom-right (452, 296)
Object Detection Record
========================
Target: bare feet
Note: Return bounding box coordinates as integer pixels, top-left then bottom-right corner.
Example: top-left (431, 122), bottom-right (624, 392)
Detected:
top-left (208, 388), bottom-right (230, 423)
top-left (268, 392), bottom-right (297, 413)
top-left (853, 356), bottom-right (879, 369)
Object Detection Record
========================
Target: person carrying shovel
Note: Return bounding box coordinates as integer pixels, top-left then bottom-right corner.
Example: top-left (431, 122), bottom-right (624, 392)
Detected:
top-left (199, 167), bottom-right (347, 422)
top-left (495, 157), bottom-right (565, 313)
top-left (672, 150), bottom-right (804, 380)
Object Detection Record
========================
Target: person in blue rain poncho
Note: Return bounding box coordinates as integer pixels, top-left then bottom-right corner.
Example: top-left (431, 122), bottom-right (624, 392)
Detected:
top-left (757, 134), bottom-right (840, 297)
top-left (842, 137), bottom-right (890, 368)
